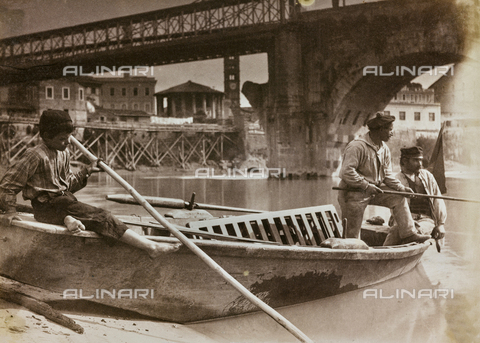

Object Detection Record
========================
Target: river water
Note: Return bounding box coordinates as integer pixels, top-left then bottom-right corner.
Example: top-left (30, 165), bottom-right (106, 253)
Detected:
top-left (76, 170), bottom-right (480, 343)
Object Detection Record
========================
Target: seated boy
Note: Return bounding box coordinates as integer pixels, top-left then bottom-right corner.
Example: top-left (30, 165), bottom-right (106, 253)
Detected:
top-left (0, 110), bottom-right (180, 258)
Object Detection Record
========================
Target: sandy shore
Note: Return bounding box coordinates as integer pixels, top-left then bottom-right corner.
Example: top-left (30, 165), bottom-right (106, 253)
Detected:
top-left (0, 299), bottom-right (218, 343)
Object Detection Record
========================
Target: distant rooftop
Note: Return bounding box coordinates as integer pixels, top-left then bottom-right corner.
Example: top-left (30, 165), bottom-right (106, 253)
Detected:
top-left (155, 80), bottom-right (224, 95)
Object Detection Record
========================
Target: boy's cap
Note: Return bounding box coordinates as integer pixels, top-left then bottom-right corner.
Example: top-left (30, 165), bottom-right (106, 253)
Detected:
top-left (39, 110), bottom-right (73, 135)
top-left (366, 112), bottom-right (395, 129)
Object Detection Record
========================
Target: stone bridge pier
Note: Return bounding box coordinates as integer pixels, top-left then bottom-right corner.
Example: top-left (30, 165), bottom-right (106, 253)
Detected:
top-left (249, 0), bottom-right (479, 176)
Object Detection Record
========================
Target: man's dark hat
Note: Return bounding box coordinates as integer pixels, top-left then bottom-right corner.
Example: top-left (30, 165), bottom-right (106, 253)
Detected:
top-left (401, 146), bottom-right (423, 158)
top-left (366, 112), bottom-right (396, 129)
top-left (39, 110), bottom-right (73, 136)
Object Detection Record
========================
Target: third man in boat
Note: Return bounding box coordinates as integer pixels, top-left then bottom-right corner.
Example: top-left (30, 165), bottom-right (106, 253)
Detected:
top-left (383, 146), bottom-right (447, 246)
top-left (337, 112), bottom-right (431, 244)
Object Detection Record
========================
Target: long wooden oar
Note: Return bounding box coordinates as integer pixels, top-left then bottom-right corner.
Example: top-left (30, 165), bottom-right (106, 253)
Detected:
top-left (70, 136), bottom-right (313, 343)
top-left (106, 194), bottom-right (265, 213)
top-left (332, 187), bottom-right (480, 203)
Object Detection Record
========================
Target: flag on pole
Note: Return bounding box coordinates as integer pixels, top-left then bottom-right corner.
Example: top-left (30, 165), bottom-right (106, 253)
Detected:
top-left (427, 123), bottom-right (447, 194)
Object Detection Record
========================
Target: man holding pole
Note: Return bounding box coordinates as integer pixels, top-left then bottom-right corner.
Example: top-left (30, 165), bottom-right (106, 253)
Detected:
top-left (0, 110), bottom-right (181, 258)
top-left (383, 146), bottom-right (447, 246)
top-left (337, 112), bottom-right (431, 244)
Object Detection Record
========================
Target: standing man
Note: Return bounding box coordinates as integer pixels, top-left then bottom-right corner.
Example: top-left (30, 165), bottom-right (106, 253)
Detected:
top-left (383, 146), bottom-right (447, 246)
top-left (337, 112), bottom-right (431, 244)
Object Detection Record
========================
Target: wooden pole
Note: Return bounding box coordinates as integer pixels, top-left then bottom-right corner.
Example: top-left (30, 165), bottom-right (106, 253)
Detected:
top-left (0, 284), bottom-right (84, 334)
top-left (105, 194), bottom-right (265, 213)
top-left (69, 136), bottom-right (313, 343)
top-left (332, 187), bottom-right (480, 204)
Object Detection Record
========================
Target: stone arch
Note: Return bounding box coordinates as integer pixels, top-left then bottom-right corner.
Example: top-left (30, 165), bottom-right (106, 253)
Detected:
top-left (326, 0), bottom-right (476, 139)
top-left (297, 0), bottom-right (479, 175)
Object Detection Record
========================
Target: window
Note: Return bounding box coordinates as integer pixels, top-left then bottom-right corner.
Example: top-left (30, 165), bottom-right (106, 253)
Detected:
top-left (122, 88), bottom-right (126, 96)
top-left (133, 103), bottom-right (139, 110)
top-left (46, 86), bottom-right (54, 99)
top-left (399, 111), bottom-right (406, 120)
top-left (62, 87), bottom-right (70, 100)
top-left (79, 88), bottom-right (84, 101)
top-left (414, 112), bottom-right (421, 121)
top-left (110, 104), bottom-right (115, 109)
top-left (145, 103), bottom-right (150, 112)
top-left (133, 87), bottom-right (138, 96)
top-left (402, 94), bottom-right (406, 101)
top-left (229, 75), bottom-right (235, 81)
top-left (429, 112), bottom-right (435, 121)
top-left (110, 88), bottom-right (115, 96)
top-left (145, 87), bottom-right (150, 96)
top-left (121, 104), bottom-right (126, 110)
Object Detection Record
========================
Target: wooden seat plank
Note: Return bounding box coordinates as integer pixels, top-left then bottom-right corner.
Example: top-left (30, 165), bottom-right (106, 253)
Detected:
top-left (300, 213), bottom-right (317, 246)
top-left (227, 223), bottom-right (243, 237)
top-left (277, 216), bottom-right (295, 245)
top-left (232, 222), bottom-right (244, 238)
top-left (287, 215), bottom-right (306, 246)
top-left (251, 220), bottom-right (269, 241)
top-left (263, 219), bottom-right (283, 243)
top-left (308, 212), bottom-right (327, 243)
top-left (244, 221), bottom-right (258, 240)
top-left (316, 211), bottom-right (335, 238)
top-left (187, 205), bottom-right (343, 246)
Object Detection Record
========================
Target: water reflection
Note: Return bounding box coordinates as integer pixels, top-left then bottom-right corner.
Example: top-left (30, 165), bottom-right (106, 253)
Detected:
top-left (76, 171), bottom-right (480, 343)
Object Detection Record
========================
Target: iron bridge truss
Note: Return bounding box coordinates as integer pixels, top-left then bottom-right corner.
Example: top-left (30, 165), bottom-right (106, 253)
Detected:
top-left (0, 0), bottom-right (296, 68)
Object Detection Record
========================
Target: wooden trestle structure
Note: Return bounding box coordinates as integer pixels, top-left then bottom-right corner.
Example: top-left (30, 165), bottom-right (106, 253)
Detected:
top-left (0, 118), bottom-right (241, 170)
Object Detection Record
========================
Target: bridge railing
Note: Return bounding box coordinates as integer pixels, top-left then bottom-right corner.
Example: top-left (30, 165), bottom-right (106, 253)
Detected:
top-left (0, 0), bottom-right (296, 66)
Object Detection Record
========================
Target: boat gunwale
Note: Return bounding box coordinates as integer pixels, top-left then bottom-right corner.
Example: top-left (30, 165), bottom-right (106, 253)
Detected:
top-left (5, 213), bottom-right (431, 261)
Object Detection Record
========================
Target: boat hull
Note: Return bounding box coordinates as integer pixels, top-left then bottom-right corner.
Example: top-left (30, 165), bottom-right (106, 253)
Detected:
top-left (0, 218), bottom-right (429, 323)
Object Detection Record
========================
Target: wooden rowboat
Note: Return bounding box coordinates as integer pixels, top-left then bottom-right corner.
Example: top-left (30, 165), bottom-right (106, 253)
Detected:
top-left (0, 205), bottom-right (430, 323)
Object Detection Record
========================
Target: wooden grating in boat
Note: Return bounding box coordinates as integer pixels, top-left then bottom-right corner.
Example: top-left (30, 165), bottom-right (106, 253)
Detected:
top-left (187, 205), bottom-right (343, 246)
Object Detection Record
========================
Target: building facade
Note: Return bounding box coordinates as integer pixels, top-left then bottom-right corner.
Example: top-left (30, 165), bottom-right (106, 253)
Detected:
top-left (155, 81), bottom-right (225, 120)
top-left (99, 74), bottom-right (156, 115)
top-left (0, 77), bottom-right (102, 123)
top-left (383, 82), bottom-right (441, 133)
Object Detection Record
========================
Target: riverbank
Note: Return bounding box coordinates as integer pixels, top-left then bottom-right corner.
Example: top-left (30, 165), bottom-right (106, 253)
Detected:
top-left (0, 299), bottom-right (216, 343)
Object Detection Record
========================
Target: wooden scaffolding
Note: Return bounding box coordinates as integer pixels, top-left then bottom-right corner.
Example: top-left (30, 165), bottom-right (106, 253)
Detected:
top-left (0, 118), bottom-right (241, 170)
